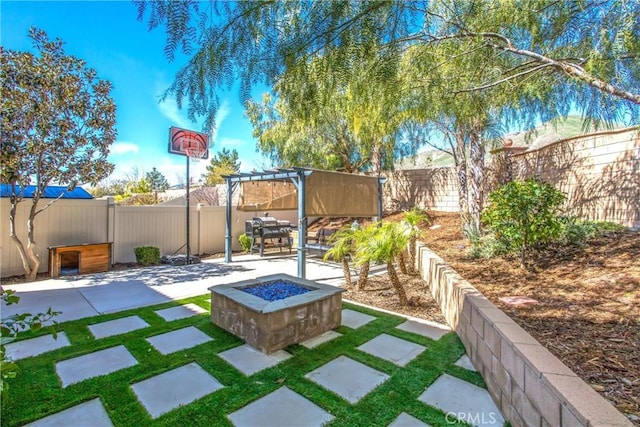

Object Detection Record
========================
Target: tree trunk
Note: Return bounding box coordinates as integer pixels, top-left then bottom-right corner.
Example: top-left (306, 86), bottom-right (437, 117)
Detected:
top-left (357, 261), bottom-right (370, 290)
top-left (342, 258), bottom-right (352, 287)
top-left (25, 200), bottom-right (41, 281)
top-left (370, 142), bottom-right (383, 176)
top-left (454, 130), bottom-right (471, 231)
top-left (397, 251), bottom-right (407, 274)
top-left (468, 123), bottom-right (485, 232)
top-left (408, 236), bottom-right (417, 274)
top-left (9, 200), bottom-right (33, 277)
top-left (387, 261), bottom-right (408, 305)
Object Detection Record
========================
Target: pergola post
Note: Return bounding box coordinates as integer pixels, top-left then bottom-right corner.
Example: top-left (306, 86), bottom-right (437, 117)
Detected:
top-left (224, 177), bottom-right (233, 263)
top-left (377, 177), bottom-right (384, 222)
top-left (297, 172), bottom-right (307, 278)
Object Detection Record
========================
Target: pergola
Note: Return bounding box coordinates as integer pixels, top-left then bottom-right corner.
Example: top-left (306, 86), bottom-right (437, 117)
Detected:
top-left (223, 168), bottom-right (386, 278)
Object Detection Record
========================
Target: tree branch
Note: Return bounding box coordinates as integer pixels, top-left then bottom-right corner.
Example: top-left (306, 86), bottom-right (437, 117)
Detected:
top-left (453, 63), bottom-right (555, 93)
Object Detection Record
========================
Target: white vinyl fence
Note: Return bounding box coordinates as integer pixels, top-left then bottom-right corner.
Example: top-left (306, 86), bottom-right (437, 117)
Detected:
top-left (0, 197), bottom-right (296, 278)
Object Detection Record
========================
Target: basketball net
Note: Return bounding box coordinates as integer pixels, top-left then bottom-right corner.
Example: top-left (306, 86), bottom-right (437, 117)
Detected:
top-left (185, 147), bottom-right (206, 164)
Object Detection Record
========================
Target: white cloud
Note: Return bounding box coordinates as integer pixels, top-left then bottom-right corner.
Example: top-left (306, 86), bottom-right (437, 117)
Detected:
top-left (110, 141), bottom-right (139, 155)
top-left (157, 97), bottom-right (192, 130)
top-left (211, 99), bottom-right (230, 142)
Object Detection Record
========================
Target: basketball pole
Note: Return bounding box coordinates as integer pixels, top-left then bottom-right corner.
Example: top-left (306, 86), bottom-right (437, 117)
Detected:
top-left (186, 155), bottom-right (191, 264)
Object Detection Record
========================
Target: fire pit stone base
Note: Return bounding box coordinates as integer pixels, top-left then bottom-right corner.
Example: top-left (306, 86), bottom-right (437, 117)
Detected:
top-left (209, 274), bottom-right (344, 354)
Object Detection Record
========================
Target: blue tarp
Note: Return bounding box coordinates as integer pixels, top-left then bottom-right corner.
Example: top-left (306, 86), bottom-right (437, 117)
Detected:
top-left (0, 184), bottom-right (93, 199)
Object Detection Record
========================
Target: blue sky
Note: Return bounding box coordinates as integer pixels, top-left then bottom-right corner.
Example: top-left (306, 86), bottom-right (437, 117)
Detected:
top-left (1, 1), bottom-right (269, 186)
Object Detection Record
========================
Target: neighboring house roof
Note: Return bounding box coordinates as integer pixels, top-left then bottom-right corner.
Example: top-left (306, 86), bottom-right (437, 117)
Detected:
top-left (0, 184), bottom-right (93, 199)
top-left (158, 185), bottom-right (228, 206)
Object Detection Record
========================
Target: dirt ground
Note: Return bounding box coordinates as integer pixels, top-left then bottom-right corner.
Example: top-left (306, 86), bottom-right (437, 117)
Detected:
top-left (342, 211), bottom-right (639, 422)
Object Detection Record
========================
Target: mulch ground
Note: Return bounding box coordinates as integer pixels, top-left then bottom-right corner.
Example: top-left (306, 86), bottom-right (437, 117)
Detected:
top-left (344, 211), bottom-right (639, 423)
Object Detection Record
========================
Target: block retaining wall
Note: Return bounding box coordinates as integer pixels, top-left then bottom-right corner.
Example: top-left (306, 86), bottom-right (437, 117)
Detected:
top-left (416, 242), bottom-right (632, 427)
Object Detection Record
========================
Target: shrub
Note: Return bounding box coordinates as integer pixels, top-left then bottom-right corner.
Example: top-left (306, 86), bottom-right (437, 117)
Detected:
top-left (238, 233), bottom-right (253, 253)
top-left (481, 178), bottom-right (566, 268)
top-left (134, 246), bottom-right (160, 265)
top-left (464, 226), bottom-right (510, 259)
top-left (558, 216), bottom-right (625, 246)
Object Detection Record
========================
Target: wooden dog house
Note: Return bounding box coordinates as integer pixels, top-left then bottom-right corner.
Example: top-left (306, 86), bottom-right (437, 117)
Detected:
top-left (49, 243), bottom-right (112, 278)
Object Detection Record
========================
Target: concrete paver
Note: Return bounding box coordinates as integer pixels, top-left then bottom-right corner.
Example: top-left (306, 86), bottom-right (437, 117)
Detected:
top-left (88, 315), bottom-right (150, 339)
top-left (131, 362), bottom-right (223, 419)
top-left (341, 309), bottom-right (376, 329)
top-left (418, 373), bottom-right (504, 427)
top-left (228, 386), bottom-right (334, 427)
top-left (219, 344), bottom-right (292, 376)
top-left (388, 412), bottom-right (431, 427)
top-left (56, 345), bottom-right (138, 387)
top-left (24, 398), bottom-right (113, 427)
top-left (305, 355), bottom-right (389, 404)
top-left (454, 355), bottom-right (477, 372)
top-left (396, 319), bottom-right (450, 341)
top-left (154, 303), bottom-right (207, 321)
top-left (4, 332), bottom-right (70, 361)
top-left (357, 334), bottom-right (426, 367)
top-left (300, 330), bottom-right (342, 349)
top-left (146, 326), bottom-right (213, 355)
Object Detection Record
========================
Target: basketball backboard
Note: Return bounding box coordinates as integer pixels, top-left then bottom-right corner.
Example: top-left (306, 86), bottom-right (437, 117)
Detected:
top-left (168, 127), bottom-right (210, 159)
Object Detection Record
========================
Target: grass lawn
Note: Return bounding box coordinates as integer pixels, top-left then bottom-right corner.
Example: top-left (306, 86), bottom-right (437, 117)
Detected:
top-left (2, 295), bottom-right (484, 426)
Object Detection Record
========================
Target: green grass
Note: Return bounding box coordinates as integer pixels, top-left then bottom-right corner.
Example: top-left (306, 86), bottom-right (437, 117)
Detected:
top-left (1, 296), bottom-right (485, 427)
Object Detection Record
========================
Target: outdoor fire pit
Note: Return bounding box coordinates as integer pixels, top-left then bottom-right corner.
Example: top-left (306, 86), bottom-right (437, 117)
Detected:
top-left (209, 274), bottom-right (344, 353)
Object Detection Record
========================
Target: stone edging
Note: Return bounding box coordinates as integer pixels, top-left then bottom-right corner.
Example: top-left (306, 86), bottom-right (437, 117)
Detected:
top-left (416, 242), bottom-right (632, 427)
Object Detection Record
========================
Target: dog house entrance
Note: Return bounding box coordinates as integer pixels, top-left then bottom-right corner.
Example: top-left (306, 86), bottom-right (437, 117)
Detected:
top-left (59, 251), bottom-right (80, 276)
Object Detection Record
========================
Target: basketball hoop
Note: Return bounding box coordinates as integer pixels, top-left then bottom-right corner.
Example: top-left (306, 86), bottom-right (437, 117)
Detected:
top-left (185, 147), bottom-right (206, 164)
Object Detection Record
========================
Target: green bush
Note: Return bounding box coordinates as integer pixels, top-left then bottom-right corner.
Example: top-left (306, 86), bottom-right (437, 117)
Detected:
top-left (134, 246), bottom-right (160, 265)
top-left (558, 216), bottom-right (625, 246)
top-left (238, 233), bottom-right (253, 252)
top-left (464, 226), bottom-right (510, 259)
top-left (481, 178), bottom-right (566, 267)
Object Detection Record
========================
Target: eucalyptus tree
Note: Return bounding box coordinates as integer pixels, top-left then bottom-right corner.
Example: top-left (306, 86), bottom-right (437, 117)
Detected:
top-left (1, 28), bottom-right (116, 280)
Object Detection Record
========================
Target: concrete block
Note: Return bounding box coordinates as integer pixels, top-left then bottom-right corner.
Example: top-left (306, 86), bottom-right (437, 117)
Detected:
top-left (483, 322), bottom-right (502, 355)
top-left (491, 355), bottom-right (512, 397)
top-left (524, 365), bottom-right (561, 425)
top-left (357, 334), bottom-right (426, 367)
top-left (219, 344), bottom-right (291, 376)
top-left (4, 332), bottom-right (70, 361)
top-left (25, 398), bottom-right (112, 427)
top-left (516, 343), bottom-right (576, 378)
top-left (396, 319), bottom-right (450, 341)
top-left (500, 343), bottom-right (525, 389)
top-left (131, 362), bottom-right (223, 419)
top-left (511, 384), bottom-right (542, 427)
top-left (305, 356), bottom-right (389, 404)
top-left (88, 315), bottom-right (149, 339)
top-left (544, 374), bottom-right (632, 426)
top-left (146, 326), bottom-right (213, 355)
top-left (228, 387), bottom-right (334, 427)
top-left (56, 345), bottom-right (137, 388)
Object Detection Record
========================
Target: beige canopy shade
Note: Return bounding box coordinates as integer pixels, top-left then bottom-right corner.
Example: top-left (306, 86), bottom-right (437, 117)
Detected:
top-left (237, 169), bottom-right (380, 217)
top-left (223, 168), bottom-right (386, 278)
